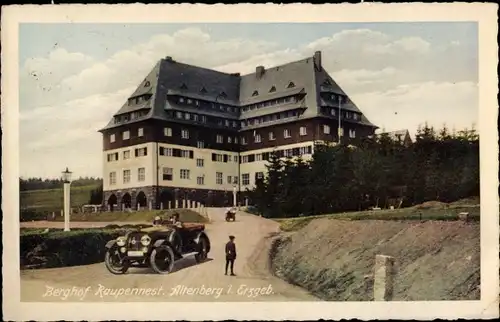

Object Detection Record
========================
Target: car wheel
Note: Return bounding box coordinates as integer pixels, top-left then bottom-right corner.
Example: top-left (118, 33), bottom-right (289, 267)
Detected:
top-left (104, 248), bottom-right (129, 274)
top-left (195, 236), bottom-right (209, 263)
top-left (150, 245), bottom-right (175, 274)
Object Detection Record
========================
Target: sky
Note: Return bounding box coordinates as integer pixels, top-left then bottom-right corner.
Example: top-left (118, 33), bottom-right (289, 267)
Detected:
top-left (19, 22), bottom-right (478, 179)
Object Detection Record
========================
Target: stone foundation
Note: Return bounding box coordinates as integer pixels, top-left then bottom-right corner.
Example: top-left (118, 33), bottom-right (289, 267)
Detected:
top-left (103, 185), bottom-right (241, 211)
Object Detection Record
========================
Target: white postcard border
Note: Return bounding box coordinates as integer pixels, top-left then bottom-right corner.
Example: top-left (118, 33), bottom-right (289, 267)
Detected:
top-left (2, 3), bottom-right (498, 321)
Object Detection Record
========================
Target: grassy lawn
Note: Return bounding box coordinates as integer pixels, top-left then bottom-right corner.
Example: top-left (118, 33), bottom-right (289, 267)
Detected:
top-left (20, 184), bottom-right (99, 213)
top-left (274, 205), bottom-right (480, 232)
top-left (52, 208), bottom-right (208, 223)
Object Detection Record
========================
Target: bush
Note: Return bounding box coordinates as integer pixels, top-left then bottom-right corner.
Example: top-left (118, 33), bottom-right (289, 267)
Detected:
top-left (20, 228), bottom-right (129, 269)
top-left (20, 209), bottom-right (48, 222)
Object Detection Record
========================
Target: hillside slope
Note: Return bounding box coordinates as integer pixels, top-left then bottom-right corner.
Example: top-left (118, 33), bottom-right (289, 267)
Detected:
top-left (271, 219), bottom-right (480, 301)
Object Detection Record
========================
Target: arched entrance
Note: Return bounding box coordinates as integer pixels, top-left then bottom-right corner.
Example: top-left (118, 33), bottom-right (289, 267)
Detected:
top-left (122, 193), bottom-right (132, 209)
top-left (159, 190), bottom-right (175, 209)
top-left (107, 194), bottom-right (117, 212)
top-left (136, 191), bottom-right (147, 209)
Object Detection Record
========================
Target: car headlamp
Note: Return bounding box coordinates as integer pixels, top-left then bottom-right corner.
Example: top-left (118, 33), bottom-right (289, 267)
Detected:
top-left (141, 235), bottom-right (151, 246)
top-left (116, 236), bottom-right (126, 247)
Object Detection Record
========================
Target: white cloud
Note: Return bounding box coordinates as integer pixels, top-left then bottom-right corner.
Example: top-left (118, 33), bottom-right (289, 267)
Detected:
top-left (352, 81), bottom-right (478, 135)
top-left (19, 27), bottom-right (478, 178)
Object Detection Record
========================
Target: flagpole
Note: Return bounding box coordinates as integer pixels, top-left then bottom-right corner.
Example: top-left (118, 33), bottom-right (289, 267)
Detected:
top-left (338, 95), bottom-right (342, 144)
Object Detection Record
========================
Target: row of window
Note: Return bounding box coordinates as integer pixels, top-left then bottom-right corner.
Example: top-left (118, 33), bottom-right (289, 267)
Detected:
top-left (250, 82), bottom-right (295, 98)
top-left (109, 168), bottom-right (146, 185)
top-left (320, 107), bottom-right (360, 121)
top-left (110, 128), bottom-right (145, 143)
top-left (107, 147), bottom-right (147, 162)
top-left (240, 145), bottom-right (313, 163)
top-left (171, 110), bottom-right (239, 129)
top-left (211, 153), bottom-right (239, 163)
top-left (241, 95), bottom-right (297, 113)
top-left (113, 110), bottom-right (149, 125)
top-left (127, 94), bottom-right (152, 106)
top-left (176, 97), bottom-right (238, 115)
top-left (108, 167), bottom-right (265, 187)
top-left (241, 108), bottom-right (302, 128)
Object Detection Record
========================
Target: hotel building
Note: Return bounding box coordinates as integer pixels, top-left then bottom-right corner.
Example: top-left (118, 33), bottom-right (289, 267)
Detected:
top-left (99, 51), bottom-right (378, 210)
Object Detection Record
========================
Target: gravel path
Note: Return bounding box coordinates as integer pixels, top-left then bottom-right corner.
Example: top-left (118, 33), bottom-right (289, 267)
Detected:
top-left (20, 208), bottom-right (318, 302)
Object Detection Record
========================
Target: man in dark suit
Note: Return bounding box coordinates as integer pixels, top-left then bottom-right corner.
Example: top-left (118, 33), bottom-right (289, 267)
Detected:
top-left (225, 235), bottom-right (237, 276)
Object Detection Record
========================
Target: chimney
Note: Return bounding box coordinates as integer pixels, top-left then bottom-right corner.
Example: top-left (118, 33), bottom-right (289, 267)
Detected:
top-left (314, 51), bottom-right (322, 71)
top-left (256, 66), bottom-right (265, 78)
top-left (165, 56), bottom-right (173, 61)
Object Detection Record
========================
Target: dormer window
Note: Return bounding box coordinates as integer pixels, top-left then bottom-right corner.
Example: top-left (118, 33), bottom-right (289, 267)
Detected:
top-left (252, 90), bottom-right (259, 96)
top-left (180, 83), bottom-right (188, 90)
top-left (144, 80), bottom-right (151, 87)
top-left (200, 87), bottom-right (207, 94)
top-left (219, 91), bottom-right (227, 99)
top-left (269, 86), bottom-right (276, 93)
top-left (322, 79), bottom-right (332, 86)
top-left (287, 82), bottom-right (295, 88)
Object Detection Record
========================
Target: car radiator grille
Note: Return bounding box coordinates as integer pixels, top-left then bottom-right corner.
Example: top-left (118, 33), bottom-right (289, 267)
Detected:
top-left (127, 233), bottom-right (144, 251)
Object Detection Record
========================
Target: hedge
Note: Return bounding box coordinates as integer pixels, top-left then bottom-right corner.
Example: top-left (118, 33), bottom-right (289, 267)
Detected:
top-left (20, 228), bottom-right (131, 269)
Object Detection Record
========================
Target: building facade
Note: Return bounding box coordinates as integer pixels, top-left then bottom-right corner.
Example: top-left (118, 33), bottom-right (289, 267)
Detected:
top-left (99, 51), bottom-right (378, 210)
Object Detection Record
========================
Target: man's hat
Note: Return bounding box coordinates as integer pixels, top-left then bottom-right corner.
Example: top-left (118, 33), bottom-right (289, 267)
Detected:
top-left (229, 235), bottom-right (235, 239)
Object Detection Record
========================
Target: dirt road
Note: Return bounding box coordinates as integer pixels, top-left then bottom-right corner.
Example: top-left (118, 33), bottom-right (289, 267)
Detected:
top-left (20, 208), bottom-right (318, 302)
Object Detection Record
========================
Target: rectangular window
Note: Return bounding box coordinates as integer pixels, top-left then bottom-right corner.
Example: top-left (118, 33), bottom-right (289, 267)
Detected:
top-left (255, 134), bottom-right (261, 143)
top-left (123, 170), bottom-right (131, 183)
top-left (216, 154), bottom-right (223, 162)
top-left (234, 137), bottom-right (238, 144)
top-left (284, 129), bottom-right (291, 138)
top-left (228, 155), bottom-right (232, 162)
top-left (300, 127), bottom-right (307, 136)
top-left (123, 150), bottom-right (130, 160)
top-left (242, 173), bottom-right (250, 186)
top-left (228, 136), bottom-right (232, 143)
top-left (180, 169), bottom-right (190, 180)
top-left (160, 147), bottom-right (173, 156)
top-left (135, 147), bottom-right (147, 157)
top-left (138, 168), bottom-right (145, 181)
top-left (331, 108), bottom-right (336, 116)
top-left (185, 113), bottom-right (190, 120)
top-left (323, 125), bottom-right (331, 134)
top-left (241, 137), bottom-right (247, 145)
top-left (196, 158), bottom-right (204, 167)
top-left (233, 176), bottom-right (238, 184)
top-left (138, 128), bottom-right (144, 137)
top-left (107, 152), bottom-right (119, 162)
top-left (176, 111), bottom-right (183, 119)
top-left (234, 156), bottom-right (239, 163)
top-left (255, 154), bottom-right (262, 161)
top-left (255, 172), bottom-right (264, 180)
top-left (110, 134), bottom-right (116, 143)
top-left (241, 155), bottom-right (249, 163)
top-left (193, 114), bottom-right (199, 122)
top-left (181, 150), bottom-right (190, 158)
top-left (179, 98), bottom-right (185, 103)
top-left (269, 132), bottom-right (275, 140)
top-left (109, 172), bottom-right (116, 185)
top-left (225, 120), bottom-right (230, 127)
top-left (227, 175), bottom-right (232, 185)
top-left (197, 176), bottom-right (205, 185)
top-left (164, 127), bottom-right (172, 137)
top-left (197, 141), bottom-right (205, 149)
top-left (162, 167), bottom-right (173, 181)
top-left (216, 172), bottom-right (223, 185)
top-left (353, 113), bottom-right (359, 120)
top-left (201, 115), bottom-right (207, 123)
top-left (349, 129), bottom-right (356, 138)
top-left (181, 129), bottom-right (189, 139)
top-left (123, 131), bottom-right (130, 140)
top-left (216, 135), bottom-right (223, 143)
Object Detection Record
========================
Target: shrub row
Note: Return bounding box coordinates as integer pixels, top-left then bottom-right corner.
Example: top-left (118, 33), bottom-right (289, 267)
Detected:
top-left (20, 228), bottom-right (131, 269)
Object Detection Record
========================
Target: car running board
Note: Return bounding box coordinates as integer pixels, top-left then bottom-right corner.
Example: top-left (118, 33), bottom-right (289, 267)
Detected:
top-left (181, 251), bottom-right (199, 258)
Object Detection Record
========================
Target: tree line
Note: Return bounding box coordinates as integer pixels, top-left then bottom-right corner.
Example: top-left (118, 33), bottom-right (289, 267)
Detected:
top-left (247, 124), bottom-right (480, 218)
top-left (19, 177), bottom-right (103, 191)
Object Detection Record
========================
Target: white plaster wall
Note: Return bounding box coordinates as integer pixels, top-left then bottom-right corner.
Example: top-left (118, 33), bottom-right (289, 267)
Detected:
top-left (239, 140), bottom-right (316, 189)
top-left (102, 142), bottom-right (155, 191)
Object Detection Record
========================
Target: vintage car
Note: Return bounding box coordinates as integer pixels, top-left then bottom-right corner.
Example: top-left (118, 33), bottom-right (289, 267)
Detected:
top-left (225, 207), bottom-right (237, 222)
top-left (104, 220), bottom-right (210, 275)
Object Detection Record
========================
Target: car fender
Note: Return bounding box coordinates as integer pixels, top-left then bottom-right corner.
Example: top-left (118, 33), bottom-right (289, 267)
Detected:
top-left (195, 231), bottom-right (211, 252)
top-left (105, 240), bottom-right (117, 249)
top-left (153, 239), bottom-right (167, 248)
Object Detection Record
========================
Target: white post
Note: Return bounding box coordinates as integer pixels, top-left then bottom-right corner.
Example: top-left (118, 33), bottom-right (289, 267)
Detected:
top-left (63, 182), bottom-right (71, 232)
top-left (175, 200), bottom-right (178, 209)
top-left (137, 203), bottom-right (141, 211)
top-left (149, 200), bottom-right (153, 211)
top-left (182, 199), bottom-right (186, 208)
top-left (122, 203), bottom-right (125, 212)
top-left (232, 185), bottom-right (237, 207)
top-left (374, 255), bottom-right (395, 301)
